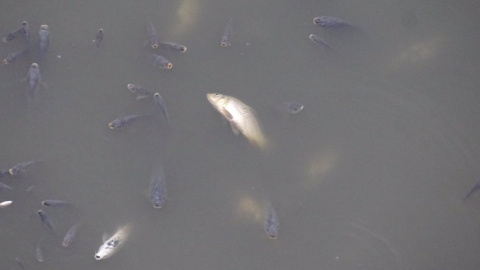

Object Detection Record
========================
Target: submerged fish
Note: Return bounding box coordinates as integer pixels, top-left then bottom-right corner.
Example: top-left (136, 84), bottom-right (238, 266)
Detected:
top-left (62, 223), bottom-right (80, 247)
top-left (149, 164), bottom-right (167, 208)
top-left (35, 241), bottom-right (44, 262)
top-left (464, 181), bottom-right (480, 200)
top-left (308, 34), bottom-right (332, 51)
top-left (313, 16), bottom-right (349, 29)
top-left (283, 101), bottom-right (304, 114)
top-left (159, 41), bottom-right (187, 52)
top-left (154, 93), bottom-right (170, 124)
top-left (127, 83), bottom-right (152, 101)
top-left (0, 181), bottom-right (13, 191)
top-left (9, 160), bottom-right (39, 176)
top-left (264, 204), bottom-right (279, 239)
top-left (3, 20), bottom-right (29, 44)
top-left (206, 93), bottom-right (267, 149)
top-left (149, 53), bottom-right (172, 69)
top-left (147, 22), bottom-right (160, 49)
top-left (94, 29), bottom-right (104, 48)
top-left (221, 18), bottom-right (233, 47)
top-left (41, 199), bottom-right (70, 207)
top-left (38, 25), bottom-right (50, 58)
top-left (37, 209), bottom-right (55, 233)
top-left (108, 114), bottom-right (146, 129)
top-left (26, 63), bottom-right (41, 99)
top-left (94, 224), bottom-right (131, 260)
top-left (3, 49), bottom-right (29, 65)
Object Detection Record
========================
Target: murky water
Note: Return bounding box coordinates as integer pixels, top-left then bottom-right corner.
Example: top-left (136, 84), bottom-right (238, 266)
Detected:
top-left (1, 0), bottom-right (480, 269)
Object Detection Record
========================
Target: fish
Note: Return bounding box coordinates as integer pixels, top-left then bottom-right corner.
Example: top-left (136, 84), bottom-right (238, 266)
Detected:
top-left (37, 209), bottom-right (55, 233)
top-left (264, 204), bottom-right (279, 239)
top-left (35, 241), bottom-right (44, 262)
top-left (149, 164), bottom-right (167, 208)
top-left (38, 25), bottom-right (50, 58)
top-left (206, 93), bottom-right (267, 149)
top-left (154, 93), bottom-right (170, 124)
top-left (308, 34), bottom-right (332, 51)
top-left (220, 18), bottom-right (233, 47)
top-left (149, 53), bottom-right (172, 69)
top-left (147, 22), bottom-right (160, 49)
top-left (283, 101), bottom-right (304, 114)
top-left (9, 160), bottom-right (39, 176)
top-left (108, 114), bottom-right (146, 129)
top-left (94, 224), bottom-right (131, 260)
top-left (26, 63), bottom-right (41, 99)
top-left (0, 201), bottom-right (13, 208)
top-left (313, 16), bottom-right (349, 29)
top-left (127, 83), bottom-right (152, 101)
top-left (41, 199), bottom-right (70, 207)
top-left (3, 21), bottom-right (29, 44)
top-left (3, 49), bottom-right (29, 64)
top-left (94, 29), bottom-right (104, 48)
top-left (0, 181), bottom-right (13, 191)
top-left (15, 257), bottom-right (25, 270)
top-left (62, 223), bottom-right (80, 247)
top-left (159, 41), bottom-right (187, 52)
top-left (464, 181), bottom-right (480, 200)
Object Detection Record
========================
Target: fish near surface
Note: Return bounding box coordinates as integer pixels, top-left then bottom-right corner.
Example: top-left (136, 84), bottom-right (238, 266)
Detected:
top-left (26, 63), bottom-right (41, 99)
top-left (206, 93), bottom-right (268, 150)
top-left (62, 223), bottom-right (80, 247)
top-left (313, 16), bottom-right (349, 29)
top-left (264, 204), bottom-right (279, 239)
top-left (159, 41), bottom-right (187, 52)
top-left (149, 163), bottom-right (167, 208)
top-left (94, 29), bottom-right (104, 48)
top-left (9, 160), bottom-right (39, 176)
top-left (147, 22), bottom-right (160, 49)
top-left (95, 224), bottom-right (131, 260)
top-left (220, 18), bottom-right (233, 47)
top-left (38, 25), bottom-right (50, 58)
top-left (149, 53), bottom-right (172, 69)
top-left (108, 114), bottom-right (146, 129)
top-left (154, 93), bottom-right (170, 124)
top-left (3, 49), bottom-right (29, 64)
top-left (127, 83), bottom-right (152, 101)
top-left (37, 209), bottom-right (55, 233)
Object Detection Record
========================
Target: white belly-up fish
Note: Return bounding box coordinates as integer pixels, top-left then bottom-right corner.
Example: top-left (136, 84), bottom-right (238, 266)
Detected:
top-left (94, 224), bottom-right (131, 260)
top-left (206, 93), bottom-right (268, 150)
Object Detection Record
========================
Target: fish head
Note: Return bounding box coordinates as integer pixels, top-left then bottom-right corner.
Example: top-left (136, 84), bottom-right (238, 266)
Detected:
top-left (94, 248), bottom-right (109, 260)
top-left (206, 93), bottom-right (229, 107)
top-left (108, 120), bottom-right (121, 129)
top-left (30, 63), bottom-right (39, 69)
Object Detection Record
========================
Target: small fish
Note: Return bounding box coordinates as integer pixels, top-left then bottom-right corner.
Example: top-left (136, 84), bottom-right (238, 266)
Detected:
top-left (0, 170), bottom-right (9, 177)
top-left (15, 257), bottom-right (26, 270)
top-left (149, 53), bottom-right (172, 69)
top-left (147, 22), bottom-right (160, 49)
top-left (3, 49), bottom-right (28, 64)
top-left (464, 181), bottom-right (480, 200)
top-left (41, 199), bottom-right (69, 207)
top-left (38, 25), bottom-right (50, 58)
top-left (264, 204), bottom-right (279, 239)
top-left (0, 182), bottom-right (13, 191)
top-left (94, 29), bottom-right (103, 48)
top-left (35, 241), bottom-right (44, 262)
top-left (308, 34), bottom-right (332, 51)
top-left (108, 114), bottom-right (145, 129)
top-left (149, 164), bottom-right (167, 208)
top-left (313, 16), bottom-right (349, 29)
top-left (221, 18), bottom-right (233, 47)
top-left (26, 63), bottom-right (41, 99)
top-left (95, 224), bottom-right (131, 260)
top-left (207, 93), bottom-right (268, 149)
top-left (126, 83), bottom-right (152, 101)
top-left (159, 41), bottom-right (187, 52)
top-left (37, 209), bottom-right (55, 233)
top-left (62, 223), bottom-right (80, 247)
top-left (283, 102), bottom-right (304, 114)
top-left (154, 93), bottom-right (170, 124)
top-left (9, 160), bottom-right (39, 176)
top-left (0, 201), bottom-right (12, 208)
top-left (3, 21), bottom-right (29, 43)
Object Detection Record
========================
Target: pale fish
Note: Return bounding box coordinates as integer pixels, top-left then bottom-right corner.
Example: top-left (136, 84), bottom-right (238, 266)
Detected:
top-left (94, 224), bottom-right (131, 260)
top-left (207, 93), bottom-right (267, 149)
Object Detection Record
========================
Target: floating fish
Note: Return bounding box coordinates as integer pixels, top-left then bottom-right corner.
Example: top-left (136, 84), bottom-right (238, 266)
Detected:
top-left (108, 114), bottom-right (146, 129)
top-left (149, 53), bottom-right (172, 69)
top-left (94, 224), bottom-right (131, 260)
top-left (154, 93), bottom-right (170, 124)
top-left (147, 22), bottom-right (159, 49)
top-left (62, 223), bottom-right (80, 247)
top-left (9, 160), bottom-right (39, 176)
top-left (264, 204), bottom-right (279, 239)
top-left (221, 18), bottom-right (233, 47)
top-left (26, 63), bottom-right (41, 99)
top-left (207, 93), bottom-right (267, 149)
top-left (159, 41), bottom-right (187, 52)
top-left (149, 164), bottom-right (167, 208)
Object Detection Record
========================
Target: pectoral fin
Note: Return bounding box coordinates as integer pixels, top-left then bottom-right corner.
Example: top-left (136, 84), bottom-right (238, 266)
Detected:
top-left (230, 122), bottom-right (240, 135)
top-left (221, 108), bottom-right (233, 121)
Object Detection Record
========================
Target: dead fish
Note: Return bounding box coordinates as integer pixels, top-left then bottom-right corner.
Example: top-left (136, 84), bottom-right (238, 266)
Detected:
top-left (26, 63), bottom-right (41, 99)
top-left (313, 16), bottom-right (349, 29)
top-left (159, 41), bottom-right (187, 52)
top-left (207, 93), bottom-right (268, 149)
top-left (37, 209), bottom-right (55, 233)
top-left (149, 53), bottom-right (172, 69)
top-left (264, 204), bottom-right (279, 239)
top-left (127, 83), bottom-right (152, 101)
top-left (62, 223), bottom-right (80, 247)
top-left (3, 49), bottom-right (29, 64)
top-left (221, 18), bottom-right (233, 47)
top-left (9, 160), bottom-right (39, 176)
top-left (41, 199), bottom-right (70, 207)
top-left (0, 201), bottom-right (13, 208)
top-left (38, 25), bottom-right (50, 58)
top-left (108, 114), bottom-right (146, 129)
top-left (283, 101), bottom-right (304, 114)
top-left (308, 34), bottom-right (332, 51)
top-left (94, 29), bottom-right (104, 48)
top-left (149, 164), bottom-right (167, 208)
top-left (147, 22), bottom-right (160, 49)
top-left (154, 93), bottom-right (170, 124)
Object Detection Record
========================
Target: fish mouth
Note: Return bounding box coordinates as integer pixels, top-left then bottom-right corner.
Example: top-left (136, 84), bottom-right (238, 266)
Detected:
top-left (108, 123), bottom-right (115, 129)
top-left (151, 44), bottom-right (158, 49)
top-left (94, 254), bottom-right (102, 260)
